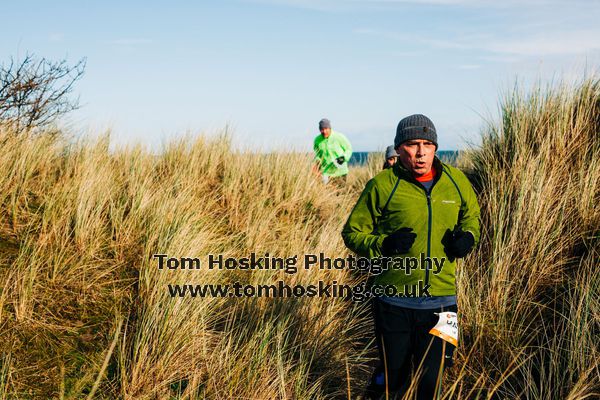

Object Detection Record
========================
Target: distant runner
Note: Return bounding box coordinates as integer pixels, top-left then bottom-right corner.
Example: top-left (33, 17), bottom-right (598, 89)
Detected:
top-left (342, 114), bottom-right (481, 400)
top-left (383, 145), bottom-right (398, 170)
top-left (313, 118), bottom-right (353, 186)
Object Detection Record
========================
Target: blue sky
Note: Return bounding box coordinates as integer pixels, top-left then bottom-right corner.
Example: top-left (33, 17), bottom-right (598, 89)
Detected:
top-left (2, 0), bottom-right (599, 151)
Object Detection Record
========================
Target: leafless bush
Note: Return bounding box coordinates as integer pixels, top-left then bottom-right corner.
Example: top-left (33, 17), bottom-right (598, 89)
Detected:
top-left (0, 54), bottom-right (86, 132)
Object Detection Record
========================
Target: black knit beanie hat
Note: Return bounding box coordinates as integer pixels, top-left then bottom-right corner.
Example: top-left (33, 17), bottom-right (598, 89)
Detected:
top-left (394, 114), bottom-right (438, 148)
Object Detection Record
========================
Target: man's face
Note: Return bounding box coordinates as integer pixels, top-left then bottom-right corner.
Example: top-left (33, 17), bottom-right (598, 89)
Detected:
top-left (320, 127), bottom-right (331, 138)
top-left (396, 139), bottom-right (436, 176)
top-left (386, 157), bottom-right (397, 167)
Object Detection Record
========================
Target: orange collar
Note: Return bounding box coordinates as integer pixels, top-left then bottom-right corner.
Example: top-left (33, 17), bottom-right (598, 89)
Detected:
top-left (414, 166), bottom-right (436, 182)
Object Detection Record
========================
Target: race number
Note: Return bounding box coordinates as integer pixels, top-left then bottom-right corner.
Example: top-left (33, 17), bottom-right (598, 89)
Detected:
top-left (429, 312), bottom-right (458, 347)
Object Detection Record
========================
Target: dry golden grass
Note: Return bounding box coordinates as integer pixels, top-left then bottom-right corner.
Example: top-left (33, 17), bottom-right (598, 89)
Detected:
top-left (0, 77), bottom-right (598, 399)
top-left (450, 78), bottom-right (600, 399)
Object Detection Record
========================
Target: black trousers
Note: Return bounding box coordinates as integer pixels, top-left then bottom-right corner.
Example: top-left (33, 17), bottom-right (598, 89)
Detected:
top-left (368, 298), bottom-right (458, 400)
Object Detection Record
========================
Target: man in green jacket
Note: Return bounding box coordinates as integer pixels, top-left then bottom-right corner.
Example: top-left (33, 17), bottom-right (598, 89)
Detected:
top-left (313, 118), bottom-right (353, 185)
top-left (342, 114), bottom-right (480, 400)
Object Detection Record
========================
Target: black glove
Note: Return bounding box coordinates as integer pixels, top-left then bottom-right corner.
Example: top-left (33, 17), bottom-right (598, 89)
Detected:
top-left (336, 156), bottom-right (345, 165)
top-left (442, 226), bottom-right (475, 261)
top-left (381, 227), bottom-right (417, 256)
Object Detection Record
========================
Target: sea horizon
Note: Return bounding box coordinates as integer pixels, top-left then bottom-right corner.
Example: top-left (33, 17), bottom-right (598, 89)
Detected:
top-left (349, 150), bottom-right (459, 166)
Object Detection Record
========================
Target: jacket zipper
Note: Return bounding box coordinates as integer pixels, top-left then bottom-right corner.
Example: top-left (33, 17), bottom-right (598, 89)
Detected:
top-left (425, 191), bottom-right (432, 288)
top-left (417, 166), bottom-right (442, 289)
top-left (398, 160), bottom-right (444, 291)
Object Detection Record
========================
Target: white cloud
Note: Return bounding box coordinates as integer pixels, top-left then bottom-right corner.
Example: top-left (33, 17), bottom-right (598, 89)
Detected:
top-left (109, 38), bottom-right (153, 46)
top-left (256, 0), bottom-right (600, 58)
top-left (354, 28), bottom-right (481, 51)
top-left (388, 50), bottom-right (425, 57)
top-left (358, 0), bottom-right (562, 5)
top-left (49, 33), bottom-right (64, 42)
top-left (487, 30), bottom-right (600, 56)
top-left (479, 55), bottom-right (521, 63)
top-left (353, 28), bottom-right (378, 35)
top-left (355, 26), bottom-right (600, 58)
top-left (249, 0), bottom-right (574, 11)
top-left (458, 64), bottom-right (481, 69)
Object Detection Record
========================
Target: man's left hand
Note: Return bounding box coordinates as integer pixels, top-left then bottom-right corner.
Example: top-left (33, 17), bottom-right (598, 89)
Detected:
top-left (442, 226), bottom-right (475, 260)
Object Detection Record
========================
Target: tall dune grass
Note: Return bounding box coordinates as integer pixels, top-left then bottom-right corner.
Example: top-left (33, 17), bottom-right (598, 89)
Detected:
top-left (452, 78), bottom-right (600, 399)
top-left (0, 130), bottom-right (369, 399)
top-left (0, 77), bottom-right (598, 399)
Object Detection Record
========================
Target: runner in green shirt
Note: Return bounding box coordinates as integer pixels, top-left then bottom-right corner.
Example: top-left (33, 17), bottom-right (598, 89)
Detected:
top-left (313, 118), bottom-right (353, 185)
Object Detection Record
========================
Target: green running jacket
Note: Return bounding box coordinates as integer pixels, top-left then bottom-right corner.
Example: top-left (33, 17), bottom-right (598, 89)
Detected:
top-left (313, 130), bottom-right (353, 177)
top-left (341, 157), bottom-right (481, 296)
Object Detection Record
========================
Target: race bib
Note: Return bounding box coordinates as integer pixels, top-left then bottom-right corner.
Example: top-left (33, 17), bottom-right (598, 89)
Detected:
top-left (429, 312), bottom-right (458, 347)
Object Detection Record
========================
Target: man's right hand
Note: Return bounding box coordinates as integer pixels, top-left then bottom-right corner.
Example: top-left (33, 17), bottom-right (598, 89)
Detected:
top-left (381, 227), bottom-right (417, 256)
